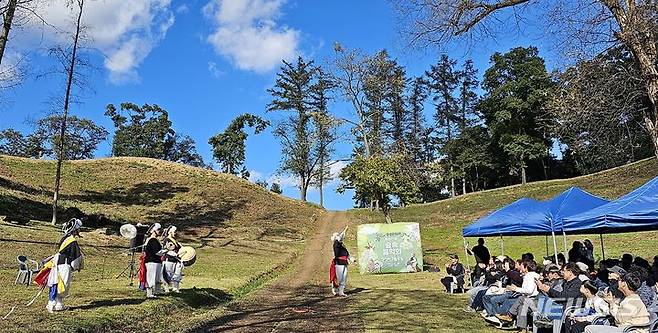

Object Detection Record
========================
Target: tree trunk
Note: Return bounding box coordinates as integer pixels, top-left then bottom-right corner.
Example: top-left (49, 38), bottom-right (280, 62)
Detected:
top-left (541, 158), bottom-right (548, 180)
top-left (462, 178), bottom-right (466, 195)
top-left (52, 1), bottom-right (84, 225)
top-left (300, 179), bottom-right (308, 202)
top-left (521, 166), bottom-right (527, 185)
top-left (0, 0), bottom-right (18, 66)
top-left (319, 182), bottom-right (324, 208)
top-left (450, 166), bottom-right (455, 197)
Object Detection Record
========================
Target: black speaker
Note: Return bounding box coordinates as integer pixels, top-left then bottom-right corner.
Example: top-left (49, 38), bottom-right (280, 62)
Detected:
top-left (129, 225), bottom-right (149, 251)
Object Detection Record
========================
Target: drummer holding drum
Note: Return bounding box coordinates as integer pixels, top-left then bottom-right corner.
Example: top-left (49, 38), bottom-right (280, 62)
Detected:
top-left (162, 226), bottom-right (184, 293)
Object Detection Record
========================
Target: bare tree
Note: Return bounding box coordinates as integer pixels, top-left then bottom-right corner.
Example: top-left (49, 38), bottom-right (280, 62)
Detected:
top-left (51, 0), bottom-right (85, 225)
top-left (396, 0), bottom-right (658, 158)
top-left (331, 43), bottom-right (373, 157)
top-left (0, 0), bottom-right (52, 66)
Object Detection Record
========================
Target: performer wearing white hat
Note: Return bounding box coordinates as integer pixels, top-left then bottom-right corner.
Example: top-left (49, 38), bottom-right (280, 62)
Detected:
top-left (162, 225), bottom-right (183, 293)
top-left (143, 223), bottom-right (164, 298)
top-left (329, 227), bottom-right (351, 297)
top-left (46, 218), bottom-right (84, 313)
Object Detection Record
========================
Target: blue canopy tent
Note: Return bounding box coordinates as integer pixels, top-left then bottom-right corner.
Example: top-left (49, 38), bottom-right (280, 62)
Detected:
top-left (562, 176), bottom-right (658, 258)
top-left (462, 198), bottom-right (543, 237)
top-left (524, 187), bottom-right (610, 261)
top-left (462, 187), bottom-right (610, 261)
top-left (462, 198), bottom-right (541, 258)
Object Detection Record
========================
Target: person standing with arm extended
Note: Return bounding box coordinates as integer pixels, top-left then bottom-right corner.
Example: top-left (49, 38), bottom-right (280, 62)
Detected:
top-left (330, 228), bottom-right (350, 297)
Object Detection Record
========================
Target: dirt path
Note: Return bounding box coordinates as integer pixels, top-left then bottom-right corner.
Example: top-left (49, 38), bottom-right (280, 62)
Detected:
top-left (193, 211), bottom-right (364, 332)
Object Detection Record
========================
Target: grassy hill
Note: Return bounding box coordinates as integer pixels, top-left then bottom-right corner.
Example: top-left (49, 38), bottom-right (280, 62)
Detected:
top-left (0, 155), bottom-right (320, 332)
top-left (349, 157), bottom-right (658, 265)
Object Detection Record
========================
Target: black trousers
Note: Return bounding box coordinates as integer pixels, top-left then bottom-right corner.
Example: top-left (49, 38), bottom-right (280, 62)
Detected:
top-left (563, 318), bottom-right (589, 333)
top-left (441, 276), bottom-right (463, 293)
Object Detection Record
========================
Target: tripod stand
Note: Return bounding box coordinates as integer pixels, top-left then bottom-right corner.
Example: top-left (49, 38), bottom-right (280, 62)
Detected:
top-left (116, 245), bottom-right (142, 286)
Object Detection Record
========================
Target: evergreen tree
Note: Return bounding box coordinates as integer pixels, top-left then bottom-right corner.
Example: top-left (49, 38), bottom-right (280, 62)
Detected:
top-left (425, 54), bottom-right (460, 196)
top-left (268, 56), bottom-right (329, 202)
top-left (479, 47), bottom-right (553, 185)
top-left (209, 113), bottom-right (269, 174)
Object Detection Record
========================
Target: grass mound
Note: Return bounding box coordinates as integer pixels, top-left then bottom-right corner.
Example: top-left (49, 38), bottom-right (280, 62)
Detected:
top-left (0, 155), bottom-right (320, 332)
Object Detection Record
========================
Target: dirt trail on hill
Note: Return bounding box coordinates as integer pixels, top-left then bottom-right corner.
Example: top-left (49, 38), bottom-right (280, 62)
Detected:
top-left (194, 211), bottom-right (364, 332)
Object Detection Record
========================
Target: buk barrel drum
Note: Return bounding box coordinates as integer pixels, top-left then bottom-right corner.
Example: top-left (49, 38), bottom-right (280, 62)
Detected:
top-left (178, 246), bottom-right (196, 267)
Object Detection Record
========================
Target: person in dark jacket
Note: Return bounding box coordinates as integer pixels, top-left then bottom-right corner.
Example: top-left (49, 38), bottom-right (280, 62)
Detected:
top-left (441, 254), bottom-right (465, 293)
top-left (535, 263), bottom-right (585, 322)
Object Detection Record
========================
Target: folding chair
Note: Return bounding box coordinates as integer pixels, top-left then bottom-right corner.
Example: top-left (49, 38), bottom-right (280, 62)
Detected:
top-left (449, 274), bottom-right (465, 294)
top-left (15, 255), bottom-right (40, 286)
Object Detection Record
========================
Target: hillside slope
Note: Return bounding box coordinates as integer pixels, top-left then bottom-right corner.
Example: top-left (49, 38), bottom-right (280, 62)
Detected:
top-left (0, 155), bottom-right (318, 237)
top-left (0, 155), bottom-right (320, 332)
top-left (350, 157), bottom-right (658, 263)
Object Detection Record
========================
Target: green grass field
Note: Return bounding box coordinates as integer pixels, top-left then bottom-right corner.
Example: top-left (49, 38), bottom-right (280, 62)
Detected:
top-left (0, 155), bottom-right (320, 332)
top-left (2, 154), bottom-right (658, 332)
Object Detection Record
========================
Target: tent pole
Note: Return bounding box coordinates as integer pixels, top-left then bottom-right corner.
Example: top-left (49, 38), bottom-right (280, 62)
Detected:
top-left (500, 235), bottom-right (504, 256)
top-left (463, 237), bottom-right (471, 269)
top-left (549, 219), bottom-right (559, 264)
top-left (600, 234), bottom-right (606, 260)
top-left (551, 231), bottom-right (559, 264)
top-left (562, 231), bottom-right (568, 255)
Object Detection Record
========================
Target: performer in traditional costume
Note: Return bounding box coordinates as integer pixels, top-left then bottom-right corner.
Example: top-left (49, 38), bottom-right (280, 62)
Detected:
top-left (45, 218), bottom-right (84, 313)
top-left (142, 223), bottom-right (164, 298)
top-left (329, 228), bottom-right (351, 297)
top-left (162, 225), bottom-right (183, 293)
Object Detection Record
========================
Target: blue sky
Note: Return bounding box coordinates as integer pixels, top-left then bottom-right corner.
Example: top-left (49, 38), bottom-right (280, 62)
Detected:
top-left (0, 0), bottom-right (560, 210)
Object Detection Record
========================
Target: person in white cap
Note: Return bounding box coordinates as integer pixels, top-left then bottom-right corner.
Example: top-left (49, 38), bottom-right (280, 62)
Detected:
top-left (329, 228), bottom-right (351, 297)
top-left (46, 218), bottom-right (84, 313)
top-left (143, 223), bottom-right (164, 298)
top-left (162, 225), bottom-right (183, 293)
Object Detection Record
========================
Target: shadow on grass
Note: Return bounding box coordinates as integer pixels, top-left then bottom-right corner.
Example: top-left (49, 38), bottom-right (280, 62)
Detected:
top-left (174, 288), bottom-right (233, 308)
top-left (72, 298), bottom-right (146, 310)
top-left (0, 193), bottom-right (83, 224)
top-left (153, 200), bottom-right (247, 228)
top-left (66, 182), bottom-right (190, 206)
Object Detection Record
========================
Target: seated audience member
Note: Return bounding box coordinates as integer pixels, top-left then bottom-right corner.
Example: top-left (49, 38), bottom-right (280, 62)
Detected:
top-left (497, 263), bottom-right (564, 329)
top-left (584, 272), bottom-right (650, 333)
top-left (483, 260), bottom-right (540, 323)
top-left (466, 259), bottom-right (504, 311)
top-left (628, 265), bottom-right (657, 309)
top-left (651, 256), bottom-right (658, 286)
top-left (607, 266), bottom-right (628, 300)
top-left (558, 253), bottom-right (567, 267)
top-left (564, 280), bottom-right (610, 333)
top-left (622, 253), bottom-right (634, 271)
top-left (470, 259), bottom-right (514, 312)
top-left (522, 253), bottom-right (535, 262)
top-left (441, 254), bottom-right (465, 293)
top-left (534, 263), bottom-right (585, 323)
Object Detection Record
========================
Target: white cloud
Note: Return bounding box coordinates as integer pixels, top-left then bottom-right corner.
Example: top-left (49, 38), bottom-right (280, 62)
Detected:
top-left (176, 4), bottom-right (190, 14)
top-left (203, 0), bottom-right (300, 73)
top-left (248, 169), bottom-right (264, 183)
top-left (207, 61), bottom-right (224, 78)
top-left (267, 173), bottom-right (299, 188)
top-left (329, 160), bottom-right (348, 180)
top-left (27, 0), bottom-right (175, 84)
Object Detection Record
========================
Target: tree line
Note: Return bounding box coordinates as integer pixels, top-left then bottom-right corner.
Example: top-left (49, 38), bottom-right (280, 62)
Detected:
top-left (261, 44), bottom-right (654, 220)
